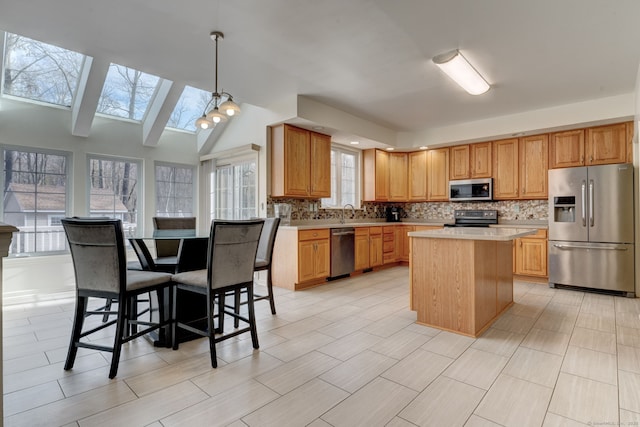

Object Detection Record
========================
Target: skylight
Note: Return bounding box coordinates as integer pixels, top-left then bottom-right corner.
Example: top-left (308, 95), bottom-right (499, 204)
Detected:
top-left (167, 85), bottom-right (213, 132)
top-left (97, 64), bottom-right (160, 121)
top-left (2, 32), bottom-right (84, 107)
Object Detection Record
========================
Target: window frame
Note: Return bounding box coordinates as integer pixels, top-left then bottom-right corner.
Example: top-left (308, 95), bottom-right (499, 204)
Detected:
top-left (209, 152), bottom-right (258, 221)
top-left (321, 145), bottom-right (361, 209)
top-left (86, 154), bottom-right (142, 236)
top-left (154, 161), bottom-right (196, 218)
top-left (0, 144), bottom-right (72, 256)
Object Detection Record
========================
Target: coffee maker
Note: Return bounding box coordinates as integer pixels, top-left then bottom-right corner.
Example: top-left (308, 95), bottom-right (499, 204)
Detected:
top-left (385, 206), bottom-right (403, 222)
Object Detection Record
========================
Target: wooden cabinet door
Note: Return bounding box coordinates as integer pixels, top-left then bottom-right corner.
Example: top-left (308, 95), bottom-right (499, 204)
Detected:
top-left (309, 132), bottom-right (331, 198)
top-left (549, 129), bottom-right (585, 169)
top-left (427, 148), bottom-right (450, 201)
top-left (515, 238), bottom-right (547, 277)
top-left (586, 123), bottom-right (629, 166)
top-left (493, 138), bottom-right (519, 200)
top-left (388, 152), bottom-right (408, 201)
top-left (400, 225), bottom-right (413, 262)
top-left (519, 134), bottom-right (548, 199)
top-left (470, 142), bottom-right (492, 178)
top-left (283, 125), bottom-right (310, 197)
top-left (408, 151), bottom-right (428, 201)
top-left (298, 240), bottom-right (317, 282)
top-left (449, 145), bottom-right (470, 180)
top-left (354, 228), bottom-right (370, 270)
top-left (314, 239), bottom-right (330, 279)
top-left (363, 149), bottom-right (389, 201)
top-left (369, 228), bottom-right (383, 267)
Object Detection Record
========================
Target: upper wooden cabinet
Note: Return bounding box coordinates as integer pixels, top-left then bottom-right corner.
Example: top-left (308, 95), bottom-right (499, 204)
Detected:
top-left (493, 138), bottom-right (519, 200)
top-left (363, 149), bottom-right (389, 201)
top-left (470, 142), bottom-right (492, 178)
top-left (519, 134), bottom-right (548, 199)
top-left (586, 122), bottom-right (632, 166)
top-left (427, 148), bottom-right (449, 201)
top-left (271, 124), bottom-right (331, 198)
top-left (450, 142), bottom-right (492, 180)
top-left (550, 122), bottom-right (633, 168)
top-left (450, 145), bottom-right (470, 180)
top-left (388, 152), bottom-right (408, 201)
top-left (408, 151), bottom-right (428, 201)
top-left (549, 129), bottom-right (585, 169)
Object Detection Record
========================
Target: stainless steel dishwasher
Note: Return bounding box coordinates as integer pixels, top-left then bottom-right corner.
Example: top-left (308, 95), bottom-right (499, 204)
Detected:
top-left (330, 228), bottom-right (355, 278)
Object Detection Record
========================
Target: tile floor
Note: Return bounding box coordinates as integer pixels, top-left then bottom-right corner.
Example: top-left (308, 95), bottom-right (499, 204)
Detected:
top-left (3, 266), bottom-right (640, 426)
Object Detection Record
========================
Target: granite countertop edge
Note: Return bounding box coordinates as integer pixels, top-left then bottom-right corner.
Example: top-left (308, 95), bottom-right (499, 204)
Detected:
top-left (279, 219), bottom-right (547, 230)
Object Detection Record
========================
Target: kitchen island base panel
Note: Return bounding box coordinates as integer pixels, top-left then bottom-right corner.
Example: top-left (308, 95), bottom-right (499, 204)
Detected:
top-left (410, 237), bottom-right (514, 338)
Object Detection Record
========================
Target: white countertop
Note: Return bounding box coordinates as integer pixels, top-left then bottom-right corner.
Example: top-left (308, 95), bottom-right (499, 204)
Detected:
top-left (408, 227), bottom-right (538, 241)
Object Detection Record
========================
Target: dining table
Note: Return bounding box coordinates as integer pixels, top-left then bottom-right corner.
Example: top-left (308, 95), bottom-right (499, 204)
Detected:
top-left (127, 232), bottom-right (209, 346)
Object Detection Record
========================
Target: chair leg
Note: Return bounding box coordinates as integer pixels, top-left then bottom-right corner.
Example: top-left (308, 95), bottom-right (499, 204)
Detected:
top-left (267, 268), bottom-right (276, 315)
top-left (64, 296), bottom-right (88, 371)
top-left (109, 297), bottom-right (128, 379)
top-left (217, 292), bottom-right (226, 334)
top-left (171, 286), bottom-right (179, 350)
top-left (209, 292), bottom-right (218, 368)
top-left (233, 289), bottom-right (241, 328)
top-left (246, 285), bottom-right (259, 349)
top-left (102, 298), bottom-right (113, 322)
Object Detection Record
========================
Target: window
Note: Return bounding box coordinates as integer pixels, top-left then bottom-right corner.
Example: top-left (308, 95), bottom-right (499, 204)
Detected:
top-left (210, 157), bottom-right (257, 220)
top-left (166, 86), bottom-right (212, 133)
top-left (88, 156), bottom-right (140, 236)
top-left (155, 163), bottom-right (195, 217)
top-left (96, 64), bottom-right (160, 121)
top-left (2, 32), bottom-right (84, 107)
top-left (1, 147), bottom-right (71, 255)
top-left (322, 146), bottom-right (360, 209)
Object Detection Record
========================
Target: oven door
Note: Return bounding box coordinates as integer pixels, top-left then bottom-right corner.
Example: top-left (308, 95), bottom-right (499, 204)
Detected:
top-left (449, 178), bottom-right (493, 201)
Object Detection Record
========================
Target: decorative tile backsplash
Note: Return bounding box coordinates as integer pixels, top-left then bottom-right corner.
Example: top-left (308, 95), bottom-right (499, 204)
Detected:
top-left (267, 197), bottom-right (548, 223)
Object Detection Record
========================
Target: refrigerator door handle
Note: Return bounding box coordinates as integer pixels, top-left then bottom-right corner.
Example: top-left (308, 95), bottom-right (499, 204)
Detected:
top-left (581, 181), bottom-right (586, 226)
top-left (552, 243), bottom-right (628, 251)
top-left (589, 179), bottom-right (594, 227)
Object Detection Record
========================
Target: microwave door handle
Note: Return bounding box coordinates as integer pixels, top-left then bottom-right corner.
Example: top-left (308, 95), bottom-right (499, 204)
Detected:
top-left (581, 181), bottom-right (586, 227)
top-left (589, 179), bottom-right (594, 227)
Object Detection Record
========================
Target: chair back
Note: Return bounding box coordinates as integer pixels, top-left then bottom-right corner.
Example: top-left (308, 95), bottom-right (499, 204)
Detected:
top-left (61, 218), bottom-right (126, 294)
top-left (153, 217), bottom-right (196, 257)
top-left (255, 217), bottom-right (280, 265)
top-left (175, 237), bottom-right (209, 273)
top-left (208, 220), bottom-right (264, 289)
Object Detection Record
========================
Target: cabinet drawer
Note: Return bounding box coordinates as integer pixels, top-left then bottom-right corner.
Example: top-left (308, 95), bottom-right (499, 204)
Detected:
top-left (383, 241), bottom-right (395, 252)
top-left (526, 229), bottom-right (547, 239)
top-left (383, 233), bottom-right (394, 242)
top-left (298, 229), bottom-right (330, 241)
top-left (355, 227), bottom-right (369, 237)
top-left (369, 227), bottom-right (383, 235)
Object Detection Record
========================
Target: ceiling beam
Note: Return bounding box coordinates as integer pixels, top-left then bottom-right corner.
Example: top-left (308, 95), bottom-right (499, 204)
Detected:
top-left (71, 56), bottom-right (109, 137)
top-left (142, 80), bottom-right (183, 147)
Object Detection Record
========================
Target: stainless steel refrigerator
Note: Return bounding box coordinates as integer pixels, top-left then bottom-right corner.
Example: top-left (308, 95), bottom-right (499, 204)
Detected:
top-left (548, 163), bottom-right (635, 297)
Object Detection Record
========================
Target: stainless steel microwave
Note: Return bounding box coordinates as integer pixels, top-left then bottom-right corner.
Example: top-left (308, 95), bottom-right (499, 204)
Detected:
top-left (449, 178), bottom-right (493, 201)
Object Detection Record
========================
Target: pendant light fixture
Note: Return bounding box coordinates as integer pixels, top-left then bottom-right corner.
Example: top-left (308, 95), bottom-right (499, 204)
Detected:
top-left (432, 49), bottom-right (490, 95)
top-left (195, 31), bottom-right (241, 130)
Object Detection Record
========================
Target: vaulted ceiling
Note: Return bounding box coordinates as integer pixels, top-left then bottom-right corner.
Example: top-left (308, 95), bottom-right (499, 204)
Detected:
top-left (2, 0), bottom-right (640, 148)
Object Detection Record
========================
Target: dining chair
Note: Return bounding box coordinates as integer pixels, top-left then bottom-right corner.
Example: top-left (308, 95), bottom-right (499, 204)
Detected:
top-left (152, 216), bottom-right (196, 272)
top-left (61, 218), bottom-right (174, 378)
top-left (171, 219), bottom-right (264, 368)
top-left (230, 217), bottom-right (280, 326)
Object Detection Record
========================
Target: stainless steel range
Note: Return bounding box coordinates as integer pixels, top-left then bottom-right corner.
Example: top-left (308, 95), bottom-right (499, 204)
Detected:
top-left (446, 209), bottom-right (498, 227)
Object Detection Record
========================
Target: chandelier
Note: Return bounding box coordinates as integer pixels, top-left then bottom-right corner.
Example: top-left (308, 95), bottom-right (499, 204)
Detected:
top-left (195, 31), bottom-right (241, 130)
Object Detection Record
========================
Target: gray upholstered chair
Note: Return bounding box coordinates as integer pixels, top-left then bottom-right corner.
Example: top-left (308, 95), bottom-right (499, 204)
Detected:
top-left (230, 217), bottom-right (280, 326)
top-left (171, 219), bottom-right (264, 368)
top-left (152, 216), bottom-right (196, 272)
top-left (61, 218), bottom-right (173, 378)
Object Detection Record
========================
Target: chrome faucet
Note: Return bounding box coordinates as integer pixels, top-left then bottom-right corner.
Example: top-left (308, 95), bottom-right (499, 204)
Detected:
top-left (341, 204), bottom-right (356, 224)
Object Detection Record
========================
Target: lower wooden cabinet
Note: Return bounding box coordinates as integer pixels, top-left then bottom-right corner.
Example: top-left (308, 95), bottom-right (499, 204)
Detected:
top-left (514, 228), bottom-right (548, 277)
top-left (369, 227), bottom-right (384, 268)
top-left (272, 228), bottom-right (330, 290)
top-left (383, 226), bottom-right (397, 264)
top-left (354, 228), bottom-right (371, 271)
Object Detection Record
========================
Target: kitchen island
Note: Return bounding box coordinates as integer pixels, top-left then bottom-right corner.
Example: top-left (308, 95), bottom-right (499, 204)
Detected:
top-left (409, 227), bottom-right (537, 337)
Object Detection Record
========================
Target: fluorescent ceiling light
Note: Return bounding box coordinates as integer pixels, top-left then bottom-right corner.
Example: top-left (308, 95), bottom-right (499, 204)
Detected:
top-left (432, 50), bottom-right (490, 95)
top-left (350, 141), bottom-right (360, 145)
